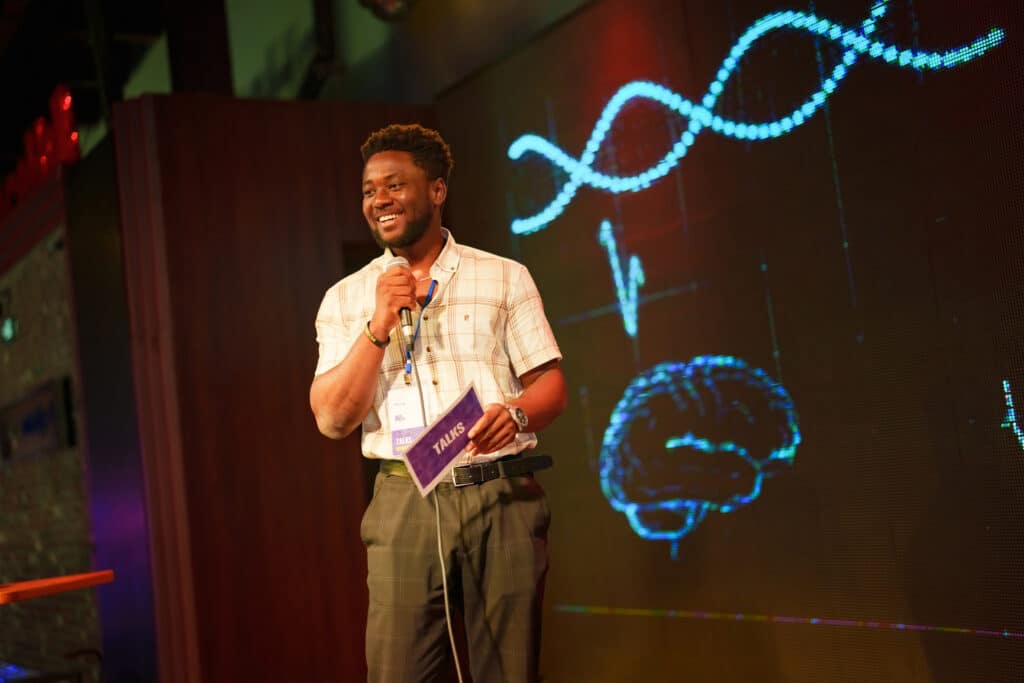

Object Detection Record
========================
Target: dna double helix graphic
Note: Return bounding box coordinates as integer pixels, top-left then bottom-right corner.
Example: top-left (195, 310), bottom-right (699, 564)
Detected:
top-left (506, 0), bottom-right (1004, 235)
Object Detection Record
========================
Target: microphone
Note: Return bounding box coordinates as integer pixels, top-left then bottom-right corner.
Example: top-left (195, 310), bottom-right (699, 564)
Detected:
top-left (386, 256), bottom-right (415, 352)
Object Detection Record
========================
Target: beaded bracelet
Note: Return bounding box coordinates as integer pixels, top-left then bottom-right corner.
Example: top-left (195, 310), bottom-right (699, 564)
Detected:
top-left (364, 320), bottom-right (389, 348)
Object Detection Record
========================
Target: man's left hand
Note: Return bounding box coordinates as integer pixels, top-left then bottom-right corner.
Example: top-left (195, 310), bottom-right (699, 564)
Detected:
top-left (466, 403), bottom-right (517, 456)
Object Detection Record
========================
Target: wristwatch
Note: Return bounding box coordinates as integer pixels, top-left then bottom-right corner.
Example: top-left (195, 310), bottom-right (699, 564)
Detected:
top-left (506, 404), bottom-right (529, 432)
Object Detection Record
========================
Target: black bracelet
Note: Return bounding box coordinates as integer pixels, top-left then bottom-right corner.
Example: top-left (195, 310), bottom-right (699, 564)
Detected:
top-left (364, 321), bottom-right (389, 348)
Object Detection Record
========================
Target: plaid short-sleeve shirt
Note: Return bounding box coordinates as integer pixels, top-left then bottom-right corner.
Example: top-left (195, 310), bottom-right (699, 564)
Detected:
top-left (314, 229), bottom-right (562, 462)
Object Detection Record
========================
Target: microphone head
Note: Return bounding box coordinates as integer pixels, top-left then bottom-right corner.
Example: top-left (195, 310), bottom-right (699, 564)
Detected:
top-left (386, 256), bottom-right (410, 270)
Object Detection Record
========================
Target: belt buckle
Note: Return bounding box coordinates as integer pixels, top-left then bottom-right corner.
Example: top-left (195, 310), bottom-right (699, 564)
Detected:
top-left (451, 463), bottom-right (481, 487)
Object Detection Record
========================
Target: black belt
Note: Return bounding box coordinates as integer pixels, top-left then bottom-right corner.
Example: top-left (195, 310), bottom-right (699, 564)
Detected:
top-left (379, 454), bottom-right (553, 487)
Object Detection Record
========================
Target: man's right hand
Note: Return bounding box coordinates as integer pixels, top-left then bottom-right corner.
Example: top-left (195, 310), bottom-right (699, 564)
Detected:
top-left (370, 265), bottom-right (417, 339)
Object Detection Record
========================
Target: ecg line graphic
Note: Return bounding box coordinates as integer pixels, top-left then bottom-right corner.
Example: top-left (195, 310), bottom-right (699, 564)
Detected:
top-left (506, 0), bottom-right (1005, 234)
top-left (598, 219), bottom-right (645, 338)
top-left (1002, 379), bottom-right (1023, 452)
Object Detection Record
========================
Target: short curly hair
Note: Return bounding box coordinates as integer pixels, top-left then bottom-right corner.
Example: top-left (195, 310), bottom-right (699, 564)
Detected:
top-left (360, 124), bottom-right (454, 183)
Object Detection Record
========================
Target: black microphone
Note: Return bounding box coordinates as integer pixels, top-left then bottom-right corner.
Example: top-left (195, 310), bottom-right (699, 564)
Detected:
top-left (386, 256), bottom-right (415, 352)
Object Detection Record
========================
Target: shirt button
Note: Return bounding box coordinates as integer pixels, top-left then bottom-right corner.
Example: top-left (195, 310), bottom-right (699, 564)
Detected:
top-left (426, 346), bottom-right (432, 353)
top-left (432, 379), bottom-right (439, 386)
top-left (423, 315), bottom-right (429, 321)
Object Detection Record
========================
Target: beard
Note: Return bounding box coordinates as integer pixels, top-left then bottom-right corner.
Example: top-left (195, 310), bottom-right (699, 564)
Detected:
top-left (371, 211), bottom-right (432, 250)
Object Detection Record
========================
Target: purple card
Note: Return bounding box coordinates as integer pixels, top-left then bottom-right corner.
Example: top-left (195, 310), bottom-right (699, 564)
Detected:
top-left (404, 384), bottom-right (484, 496)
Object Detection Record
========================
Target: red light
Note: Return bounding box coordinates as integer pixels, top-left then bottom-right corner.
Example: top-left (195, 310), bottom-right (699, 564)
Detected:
top-left (40, 155), bottom-right (48, 166)
top-left (70, 131), bottom-right (78, 142)
top-left (62, 94), bottom-right (72, 111)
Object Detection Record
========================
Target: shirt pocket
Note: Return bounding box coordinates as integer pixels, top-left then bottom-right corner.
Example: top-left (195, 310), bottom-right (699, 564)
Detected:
top-left (444, 301), bottom-right (503, 360)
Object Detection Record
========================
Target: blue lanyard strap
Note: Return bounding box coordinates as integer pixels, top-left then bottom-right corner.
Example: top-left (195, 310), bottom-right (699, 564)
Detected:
top-left (405, 279), bottom-right (437, 374)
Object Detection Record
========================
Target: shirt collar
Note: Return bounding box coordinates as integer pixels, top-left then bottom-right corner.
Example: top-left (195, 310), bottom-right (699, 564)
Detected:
top-left (432, 228), bottom-right (459, 275)
top-left (379, 227), bottom-right (460, 277)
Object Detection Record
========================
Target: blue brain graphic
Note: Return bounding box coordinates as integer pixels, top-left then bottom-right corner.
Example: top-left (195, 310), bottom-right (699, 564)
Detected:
top-left (600, 356), bottom-right (801, 556)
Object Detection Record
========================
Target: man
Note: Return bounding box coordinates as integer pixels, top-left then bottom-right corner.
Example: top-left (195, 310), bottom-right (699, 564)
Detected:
top-left (310, 123), bottom-right (567, 683)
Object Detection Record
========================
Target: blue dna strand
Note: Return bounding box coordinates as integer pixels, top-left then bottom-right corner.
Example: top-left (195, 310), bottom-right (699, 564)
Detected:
top-left (601, 356), bottom-right (801, 557)
top-left (506, 0), bottom-right (1005, 235)
top-left (1002, 380), bottom-right (1023, 452)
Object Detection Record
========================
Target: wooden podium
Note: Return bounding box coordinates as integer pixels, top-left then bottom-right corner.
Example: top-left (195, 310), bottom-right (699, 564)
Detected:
top-left (0, 570), bottom-right (114, 605)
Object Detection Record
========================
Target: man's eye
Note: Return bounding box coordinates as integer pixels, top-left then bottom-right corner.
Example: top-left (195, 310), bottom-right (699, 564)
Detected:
top-left (389, 183), bottom-right (402, 191)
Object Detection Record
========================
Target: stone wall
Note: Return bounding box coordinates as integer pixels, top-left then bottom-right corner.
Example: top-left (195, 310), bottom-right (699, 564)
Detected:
top-left (0, 228), bottom-right (101, 682)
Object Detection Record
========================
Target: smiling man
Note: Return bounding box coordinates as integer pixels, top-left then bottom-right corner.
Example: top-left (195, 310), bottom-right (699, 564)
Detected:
top-left (310, 124), bottom-right (567, 683)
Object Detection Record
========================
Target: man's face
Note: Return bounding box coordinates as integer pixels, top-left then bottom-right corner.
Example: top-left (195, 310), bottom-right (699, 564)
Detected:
top-left (361, 150), bottom-right (442, 250)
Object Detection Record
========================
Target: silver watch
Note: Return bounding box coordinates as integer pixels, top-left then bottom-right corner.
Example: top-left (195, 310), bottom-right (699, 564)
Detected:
top-left (506, 405), bottom-right (529, 432)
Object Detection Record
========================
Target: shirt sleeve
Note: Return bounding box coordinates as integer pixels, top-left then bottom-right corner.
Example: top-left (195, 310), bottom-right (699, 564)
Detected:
top-left (505, 263), bottom-right (562, 377)
top-left (313, 283), bottom-right (355, 376)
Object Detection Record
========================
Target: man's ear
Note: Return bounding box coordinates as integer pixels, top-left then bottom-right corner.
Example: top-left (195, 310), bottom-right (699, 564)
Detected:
top-left (431, 178), bottom-right (447, 206)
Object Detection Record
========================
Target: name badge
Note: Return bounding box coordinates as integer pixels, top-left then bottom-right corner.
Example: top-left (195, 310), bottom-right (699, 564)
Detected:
top-left (387, 384), bottom-right (426, 457)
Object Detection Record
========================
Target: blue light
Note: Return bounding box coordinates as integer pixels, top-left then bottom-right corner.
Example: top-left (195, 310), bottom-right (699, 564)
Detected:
top-left (506, 1), bottom-right (1004, 234)
top-left (0, 662), bottom-right (39, 682)
top-left (600, 357), bottom-right (801, 556)
top-left (0, 316), bottom-right (16, 343)
top-left (1002, 380), bottom-right (1023, 452)
top-left (597, 219), bottom-right (646, 338)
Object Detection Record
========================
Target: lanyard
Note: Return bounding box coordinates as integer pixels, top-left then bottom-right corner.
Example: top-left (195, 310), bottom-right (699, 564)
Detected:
top-left (405, 279), bottom-right (437, 375)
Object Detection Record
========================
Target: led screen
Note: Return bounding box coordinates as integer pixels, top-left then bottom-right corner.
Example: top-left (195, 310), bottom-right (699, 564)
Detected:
top-left (436, 0), bottom-right (1024, 680)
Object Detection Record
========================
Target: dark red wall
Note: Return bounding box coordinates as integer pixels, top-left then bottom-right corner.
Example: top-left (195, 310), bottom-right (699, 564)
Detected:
top-left (111, 94), bottom-right (432, 682)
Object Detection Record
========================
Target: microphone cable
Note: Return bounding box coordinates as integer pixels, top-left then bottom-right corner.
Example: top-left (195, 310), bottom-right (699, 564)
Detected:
top-left (404, 307), bottom-right (465, 683)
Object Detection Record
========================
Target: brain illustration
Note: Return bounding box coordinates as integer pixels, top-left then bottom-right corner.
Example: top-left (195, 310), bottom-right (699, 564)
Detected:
top-left (600, 356), bottom-right (801, 556)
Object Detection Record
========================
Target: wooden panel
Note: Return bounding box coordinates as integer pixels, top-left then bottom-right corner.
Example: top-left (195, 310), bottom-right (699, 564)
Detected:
top-left (113, 94), bottom-right (433, 682)
top-left (114, 95), bottom-right (201, 683)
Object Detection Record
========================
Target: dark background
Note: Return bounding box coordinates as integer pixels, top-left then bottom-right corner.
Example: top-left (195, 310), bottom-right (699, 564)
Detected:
top-left (435, 0), bottom-right (1024, 679)
top-left (2, 0), bottom-right (1020, 680)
